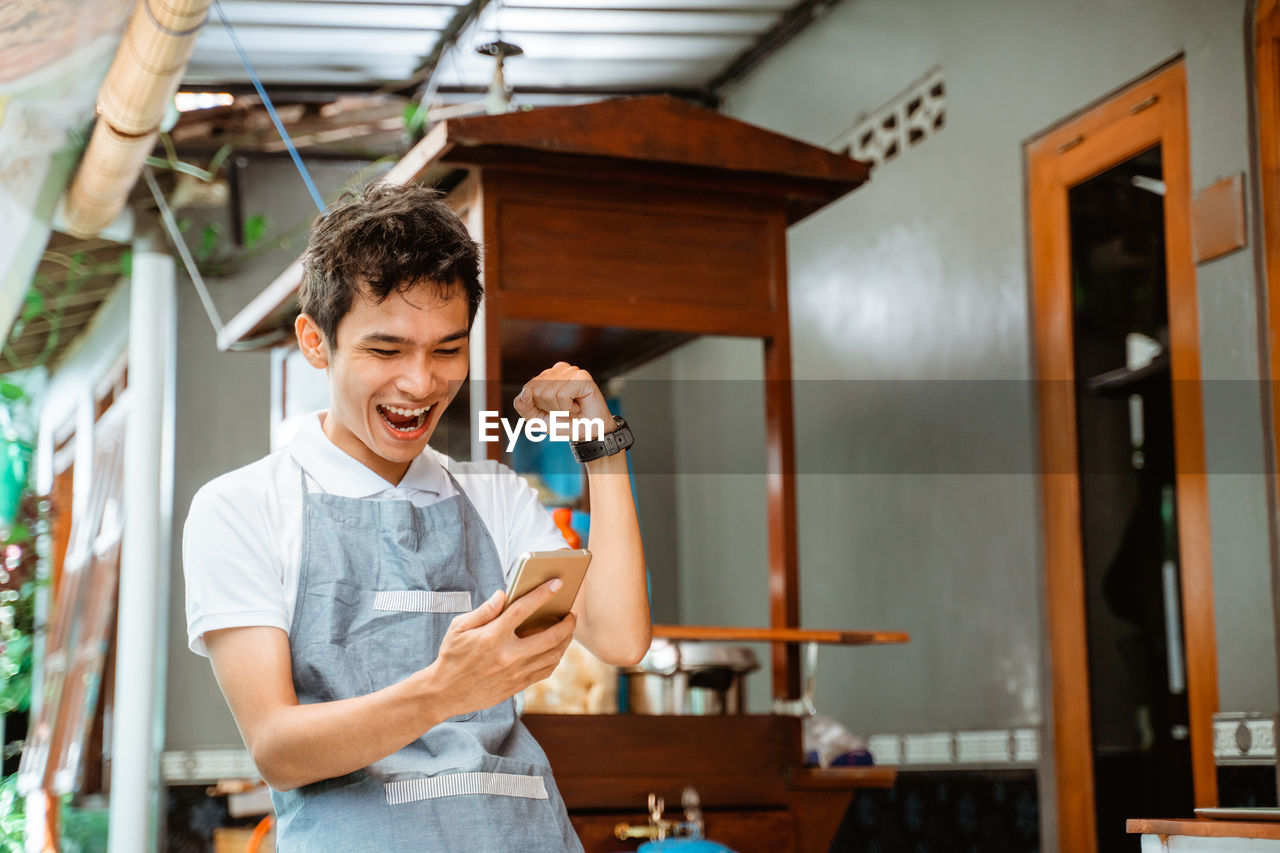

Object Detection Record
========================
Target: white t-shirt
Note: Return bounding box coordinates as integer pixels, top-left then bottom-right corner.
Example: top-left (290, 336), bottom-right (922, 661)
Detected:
top-left (182, 411), bottom-right (567, 657)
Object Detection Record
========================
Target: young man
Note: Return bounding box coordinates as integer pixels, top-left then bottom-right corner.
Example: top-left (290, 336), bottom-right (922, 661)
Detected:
top-left (183, 183), bottom-right (650, 850)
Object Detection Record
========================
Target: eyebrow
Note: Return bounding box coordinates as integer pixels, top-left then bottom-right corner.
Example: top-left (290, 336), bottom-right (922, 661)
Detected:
top-left (357, 329), bottom-right (470, 347)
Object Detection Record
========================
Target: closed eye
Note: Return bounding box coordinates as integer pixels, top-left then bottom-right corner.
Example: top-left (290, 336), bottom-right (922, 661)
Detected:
top-left (367, 348), bottom-right (398, 357)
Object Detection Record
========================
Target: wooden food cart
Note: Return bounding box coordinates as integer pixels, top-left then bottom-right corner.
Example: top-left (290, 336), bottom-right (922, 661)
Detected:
top-left (222, 95), bottom-right (907, 852)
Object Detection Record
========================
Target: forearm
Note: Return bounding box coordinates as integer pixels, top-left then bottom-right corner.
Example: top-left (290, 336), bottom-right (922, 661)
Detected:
top-left (250, 668), bottom-right (447, 791)
top-left (576, 452), bottom-right (651, 665)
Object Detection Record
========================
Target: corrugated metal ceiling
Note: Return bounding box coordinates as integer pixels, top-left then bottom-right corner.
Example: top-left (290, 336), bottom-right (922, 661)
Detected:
top-left (185, 0), bottom-right (818, 100)
top-left (5, 1), bottom-right (839, 369)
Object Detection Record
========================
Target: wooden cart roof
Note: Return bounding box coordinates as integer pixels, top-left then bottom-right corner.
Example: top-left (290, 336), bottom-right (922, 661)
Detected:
top-left (218, 95), bottom-right (869, 351)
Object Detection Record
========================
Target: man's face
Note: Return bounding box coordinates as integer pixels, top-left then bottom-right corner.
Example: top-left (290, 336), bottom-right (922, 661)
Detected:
top-left (320, 282), bottom-right (470, 483)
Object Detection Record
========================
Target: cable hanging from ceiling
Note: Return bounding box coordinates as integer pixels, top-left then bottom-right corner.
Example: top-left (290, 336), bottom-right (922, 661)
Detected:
top-left (154, 0), bottom-right (510, 346)
top-left (147, 1), bottom-right (332, 350)
top-left (211, 0), bottom-right (325, 213)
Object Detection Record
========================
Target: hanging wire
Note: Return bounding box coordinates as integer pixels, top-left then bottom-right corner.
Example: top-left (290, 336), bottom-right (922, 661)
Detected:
top-left (142, 165), bottom-right (223, 332)
top-left (418, 38), bottom-right (460, 118)
top-left (144, 166), bottom-right (293, 351)
top-left (415, 0), bottom-right (498, 127)
top-left (212, 0), bottom-right (325, 213)
top-left (492, 0), bottom-right (505, 43)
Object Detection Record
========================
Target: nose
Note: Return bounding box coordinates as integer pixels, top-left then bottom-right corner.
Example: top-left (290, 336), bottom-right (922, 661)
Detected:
top-left (395, 354), bottom-right (442, 402)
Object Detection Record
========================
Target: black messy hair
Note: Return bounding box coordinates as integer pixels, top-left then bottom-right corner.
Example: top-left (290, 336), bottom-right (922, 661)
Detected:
top-left (299, 182), bottom-right (482, 348)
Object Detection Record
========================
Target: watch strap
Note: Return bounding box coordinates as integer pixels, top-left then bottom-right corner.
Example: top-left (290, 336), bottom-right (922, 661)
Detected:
top-left (570, 415), bottom-right (633, 463)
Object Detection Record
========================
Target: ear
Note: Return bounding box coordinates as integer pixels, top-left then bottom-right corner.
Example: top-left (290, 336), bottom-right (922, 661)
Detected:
top-left (295, 313), bottom-right (330, 369)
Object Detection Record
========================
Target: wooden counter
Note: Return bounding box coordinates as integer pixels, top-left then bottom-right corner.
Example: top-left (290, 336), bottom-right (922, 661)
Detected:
top-left (653, 624), bottom-right (910, 647)
top-left (527, 714), bottom-right (893, 853)
top-left (1128, 817), bottom-right (1280, 850)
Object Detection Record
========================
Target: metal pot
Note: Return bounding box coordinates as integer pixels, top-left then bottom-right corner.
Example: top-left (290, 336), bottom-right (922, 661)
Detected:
top-left (623, 640), bottom-right (760, 715)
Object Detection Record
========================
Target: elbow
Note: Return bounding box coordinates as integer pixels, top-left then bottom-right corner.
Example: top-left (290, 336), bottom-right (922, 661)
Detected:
top-left (606, 625), bottom-right (652, 668)
top-left (255, 761), bottom-right (310, 794)
top-left (627, 630), bottom-right (653, 667)
top-left (249, 735), bottom-right (310, 793)
top-left (251, 747), bottom-right (297, 792)
top-left (612, 648), bottom-right (647, 669)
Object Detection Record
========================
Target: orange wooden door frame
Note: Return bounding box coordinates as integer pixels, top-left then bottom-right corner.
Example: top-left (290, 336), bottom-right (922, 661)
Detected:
top-left (1027, 60), bottom-right (1219, 852)
top-left (1255, 3), bottom-right (1280, 810)
top-left (1258, 0), bottom-right (1280, 516)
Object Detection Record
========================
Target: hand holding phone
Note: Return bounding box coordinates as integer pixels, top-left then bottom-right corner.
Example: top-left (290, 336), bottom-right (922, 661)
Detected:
top-left (503, 549), bottom-right (591, 637)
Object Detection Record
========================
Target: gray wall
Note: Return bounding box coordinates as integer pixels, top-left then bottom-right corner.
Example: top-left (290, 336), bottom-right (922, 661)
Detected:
top-left (165, 0), bottom-right (1278, 770)
top-left (164, 158), bottom-right (375, 751)
top-left (615, 355), bottom-right (682, 626)
top-left (643, 0), bottom-right (1275, 746)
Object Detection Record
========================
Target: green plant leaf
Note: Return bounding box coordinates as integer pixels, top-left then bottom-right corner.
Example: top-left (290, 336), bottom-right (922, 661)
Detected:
top-left (0, 383), bottom-right (25, 402)
top-left (197, 222), bottom-right (223, 263)
top-left (60, 797), bottom-right (110, 852)
top-left (404, 102), bottom-right (426, 137)
top-left (20, 291), bottom-right (42, 323)
top-left (160, 131), bottom-right (178, 164)
top-left (206, 143), bottom-right (235, 179)
top-left (168, 160), bottom-right (214, 182)
top-left (64, 251), bottom-right (89, 294)
top-left (0, 632), bottom-right (32, 714)
top-left (242, 214), bottom-right (270, 250)
top-left (5, 522), bottom-right (29, 546)
top-left (1, 773), bottom-right (27, 848)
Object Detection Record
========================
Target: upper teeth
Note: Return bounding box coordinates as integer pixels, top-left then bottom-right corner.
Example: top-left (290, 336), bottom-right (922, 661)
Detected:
top-left (383, 405), bottom-right (430, 416)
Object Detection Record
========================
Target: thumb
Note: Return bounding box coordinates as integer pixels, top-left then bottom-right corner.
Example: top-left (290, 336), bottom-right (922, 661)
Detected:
top-left (449, 589), bottom-right (505, 632)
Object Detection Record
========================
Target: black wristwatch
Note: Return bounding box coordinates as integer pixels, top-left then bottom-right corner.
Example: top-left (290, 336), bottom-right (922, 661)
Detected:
top-left (569, 415), bottom-right (634, 463)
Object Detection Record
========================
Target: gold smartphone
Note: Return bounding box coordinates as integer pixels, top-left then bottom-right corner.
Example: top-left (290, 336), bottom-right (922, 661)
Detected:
top-left (503, 549), bottom-right (592, 636)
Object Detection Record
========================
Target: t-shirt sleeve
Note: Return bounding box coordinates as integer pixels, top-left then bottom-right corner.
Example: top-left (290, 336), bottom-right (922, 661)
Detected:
top-left (495, 464), bottom-right (570, 581)
top-left (182, 480), bottom-right (290, 657)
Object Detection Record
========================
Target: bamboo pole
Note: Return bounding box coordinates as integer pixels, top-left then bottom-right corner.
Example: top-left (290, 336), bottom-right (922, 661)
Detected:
top-left (63, 0), bottom-right (212, 238)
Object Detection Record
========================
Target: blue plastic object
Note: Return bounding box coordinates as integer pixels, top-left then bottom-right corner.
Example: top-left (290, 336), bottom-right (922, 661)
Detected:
top-left (570, 509), bottom-right (591, 547)
top-left (636, 841), bottom-right (737, 853)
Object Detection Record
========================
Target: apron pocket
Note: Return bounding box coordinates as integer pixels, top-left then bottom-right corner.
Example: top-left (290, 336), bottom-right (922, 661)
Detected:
top-left (316, 582), bottom-right (479, 715)
top-left (384, 771), bottom-right (547, 805)
top-left (379, 757), bottom-right (577, 851)
top-left (373, 589), bottom-right (472, 613)
top-left (348, 588), bottom-right (475, 700)
top-left (352, 610), bottom-right (460, 694)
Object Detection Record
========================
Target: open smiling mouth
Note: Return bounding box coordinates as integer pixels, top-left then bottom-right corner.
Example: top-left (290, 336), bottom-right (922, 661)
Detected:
top-left (377, 403), bottom-right (432, 433)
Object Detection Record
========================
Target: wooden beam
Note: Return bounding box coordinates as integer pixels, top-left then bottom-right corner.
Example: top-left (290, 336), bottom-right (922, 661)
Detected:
top-left (704, 0), bottom-right (848, 99)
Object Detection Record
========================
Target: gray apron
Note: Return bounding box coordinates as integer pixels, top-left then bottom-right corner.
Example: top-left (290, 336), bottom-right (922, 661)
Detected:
top-left (269, 464), bottom-right (583, 851)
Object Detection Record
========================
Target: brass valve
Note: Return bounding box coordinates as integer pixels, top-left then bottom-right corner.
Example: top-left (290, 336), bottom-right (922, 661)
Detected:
top-left (614, 788), bottom-right (707, 843)
top-left (614, 793), bottom-right (673, 842)
top-left (614, 822), bottom-right (666, 842)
